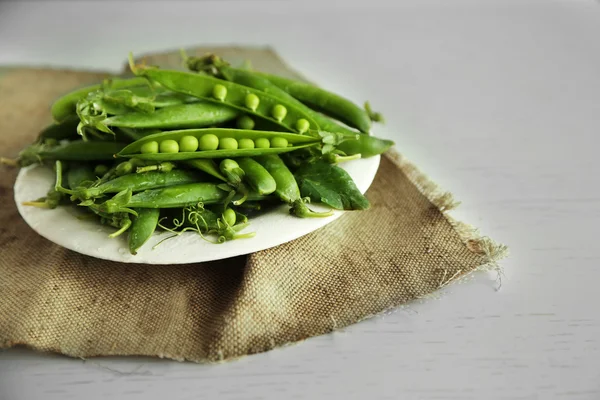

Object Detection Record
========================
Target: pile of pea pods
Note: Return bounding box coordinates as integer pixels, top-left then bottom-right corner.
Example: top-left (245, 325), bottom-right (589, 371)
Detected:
top-left (7, 53), bottom-right (394, 255)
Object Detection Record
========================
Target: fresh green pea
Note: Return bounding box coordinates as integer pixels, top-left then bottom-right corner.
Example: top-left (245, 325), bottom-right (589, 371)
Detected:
top-left (238, 138), bottom-right (255, 149)
top-left (115, 161), bottom-right (133, 176)
top-left (236, 115), bottom-right (255, 130)
top-left (270, 137), bottom-right (288, 148)
top-left (244, 93), bottom-right (260, 111)
top-left (223, 208), bottom-right (236, 226)
top-left (295, 118), bottom-right (310, 134)
top-left (254, 137), bottom-right (270, 149)
top-left (179, 135), bottom-right (199, 152)
top-left (140, 140), bottom-right (159, 154)
top-left (219, 137), bottom-right (238, 150)
top-left (198, 134), bottom-right (219, 151)
top-left (271, 104), bottom-right (287, 122)
top-left (213, 84), bottom-right (227, 101)
top-left (94, 164), bottom-right (109, 176)
top-left (159, 139), bottom-right (179, 153)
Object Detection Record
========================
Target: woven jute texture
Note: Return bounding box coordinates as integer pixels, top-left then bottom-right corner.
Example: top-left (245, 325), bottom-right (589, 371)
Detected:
top-left (0, 46), bottom-right (506, 362)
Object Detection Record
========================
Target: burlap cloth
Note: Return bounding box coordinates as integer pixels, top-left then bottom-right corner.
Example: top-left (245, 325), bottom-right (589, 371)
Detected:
top-left (0, 46), bottom-right (507, 362)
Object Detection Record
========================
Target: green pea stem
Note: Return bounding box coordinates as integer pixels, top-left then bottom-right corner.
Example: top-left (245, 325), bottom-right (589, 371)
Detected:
top-left (108, 218), bottom-right (132, 238)
top-left (0, 157), bottom-right (18, 167)
top-left (364, 101), bottom-right (385, 123)
top-left (22, 200), bottom-right (53, 209)
top-left (289, 199), bottom-right (334, 218)
top-left (54, 161), bottom-right (76, 196)
top-left (326, 153), bottom-right (362, 164)
top-left (136, 162), bottom-right (176, 173)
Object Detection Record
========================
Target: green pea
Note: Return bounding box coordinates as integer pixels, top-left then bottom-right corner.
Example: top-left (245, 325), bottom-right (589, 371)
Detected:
top-left (219, 137), bottom-right (238, 150)
top-left (245, 93), bottom-right (260, 111)
top-left (238, 138), bottom-right (255, 149)
top-left (236, 115), bottom-right (255, 130)
top-left (159, 139), bottom-right (179, 153)
top-left (223, 208), bottom-right (236, 227)
top-left (179, 135), bottom-right (199, 152)
top-left (140, 140), bottom-right (159, 154)
top-left (115, 161), bottom-right (133, 176)
top-left (270, 137), bottom-right (289, 148)
top-left (198, 134), bottom-right (219, 151)
top-left (255, 138), bottom-right (270, 149)
top-left (94, 164), bottom-right (109, 176)
top-left (213, 84), bottom-right (227, 101)
top-left (296, 118), bottom-right (310, 134)
top-left (271, 105), bottom-right (287, 122)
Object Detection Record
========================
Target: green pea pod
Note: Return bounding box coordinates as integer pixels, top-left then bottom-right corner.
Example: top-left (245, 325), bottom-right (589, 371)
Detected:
top-left (253, 72), bottom-right (374, 134)
top-left (129, 59), bottom-right (320, 133)
top-left (121, 85), bottom-right (200, 108)
top-left (66, 163), bottom-right (96, 190)
top-left (15, 140), bottom-right (127, 167)
top-left (97, 103), bottom-right (239, 130)
top-left (336, 134), bottom-right (394, 158)
top-left (129, 208), bottom-right (160, 255)
top-left (236, 157), bottom-right (276, 195)
top-left (51, 77), bottom-right (148, 123)
top-left (117, 127), bottom-right (162, 142)
top-left (37, 117), bottom-right (80, 142)
top-left (99, 183), bottom-right (267, 212)
top-left (184, 159), bottom-right (227, 182)
top-left (116, 128), bottom-right (320, 161)
top-left (255, 154), bottom-right (332, 218)
top-left (187, 55), bottom-right (365, 137)
top-left (58, 169), bottom-right (202, 200)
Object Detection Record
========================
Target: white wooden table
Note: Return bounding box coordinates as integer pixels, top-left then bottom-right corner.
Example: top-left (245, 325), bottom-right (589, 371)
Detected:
top-left (1, 1), bottom-right (599, 399)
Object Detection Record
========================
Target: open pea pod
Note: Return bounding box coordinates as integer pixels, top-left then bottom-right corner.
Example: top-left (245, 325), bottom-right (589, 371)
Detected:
top-left (129, 60), bottom-right (320, 133)
top-left (51, 77), bottom-right (148, 123)
top-left (116, 128), bottom-right (322, 161)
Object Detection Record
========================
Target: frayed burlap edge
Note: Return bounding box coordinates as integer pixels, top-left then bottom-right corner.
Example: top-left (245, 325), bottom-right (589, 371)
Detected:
top-left (199, 150), bottom-right (509, 365)
top-left (385, 149), bottom-right (509, 294)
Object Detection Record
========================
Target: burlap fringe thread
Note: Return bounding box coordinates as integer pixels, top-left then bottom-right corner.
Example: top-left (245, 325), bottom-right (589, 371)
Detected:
top-left (386, 149), bottom-right (508, 295)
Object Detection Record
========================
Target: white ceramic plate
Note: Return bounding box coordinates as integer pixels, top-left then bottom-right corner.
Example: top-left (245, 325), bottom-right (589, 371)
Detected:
top-left (14, 156), bottom-right (380, 264)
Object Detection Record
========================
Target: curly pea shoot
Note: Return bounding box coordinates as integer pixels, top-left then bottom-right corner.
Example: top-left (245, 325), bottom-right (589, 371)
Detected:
top-left (3, 50), bottom-right (394, 255)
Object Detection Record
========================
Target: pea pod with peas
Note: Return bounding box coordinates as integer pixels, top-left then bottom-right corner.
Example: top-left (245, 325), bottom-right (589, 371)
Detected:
top-left (184, 54), bottom-right (394, 158)
top-left (128, 55), bottom-right (320, 134)
top-left (116, 128), bottom-right (329, 161)
top-left (186, 53), bottom-right (378, 133)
